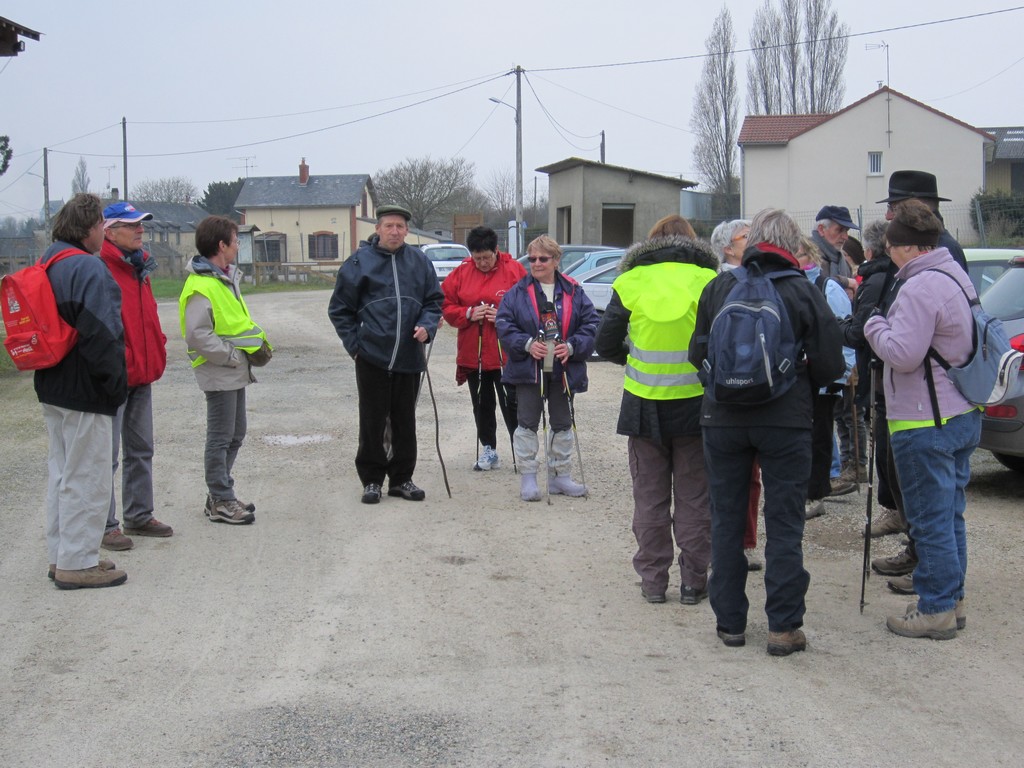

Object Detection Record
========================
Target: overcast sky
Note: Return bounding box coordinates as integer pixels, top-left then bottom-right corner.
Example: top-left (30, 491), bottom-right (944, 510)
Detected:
top-left (1, 1), bottom-right (1021, 221)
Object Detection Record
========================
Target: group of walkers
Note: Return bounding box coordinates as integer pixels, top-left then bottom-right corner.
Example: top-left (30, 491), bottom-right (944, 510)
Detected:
top-left (34, 170), bottom-right (981, 652)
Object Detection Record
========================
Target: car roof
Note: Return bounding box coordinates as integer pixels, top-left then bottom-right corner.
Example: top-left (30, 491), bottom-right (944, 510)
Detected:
top-left (964, 248), bottom-right (1024, 262)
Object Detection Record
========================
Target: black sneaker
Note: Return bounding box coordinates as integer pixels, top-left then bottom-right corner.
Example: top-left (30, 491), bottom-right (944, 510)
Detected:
top-left (388, 480), bottom-right (425, 501)
top-left (361, 483), bottom-right (382, 504)
top-left (680, 585), bottom-right (708, 605)
top-left (717, 627), bottom-right (746, 647)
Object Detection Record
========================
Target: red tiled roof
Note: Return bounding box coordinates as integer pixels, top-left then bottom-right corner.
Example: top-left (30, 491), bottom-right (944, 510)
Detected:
top-left (737, 115), bottom-right (830, 145)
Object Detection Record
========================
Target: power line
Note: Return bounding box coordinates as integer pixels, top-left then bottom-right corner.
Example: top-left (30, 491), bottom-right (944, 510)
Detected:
top-left (523, 73), bottom-right (602, 140)
top-left (451, 81), bottom-right (515, 157)
top-left (927, 53), bottom-right (1024, 101)
top-left (522, 74), bottom-right (601, 153)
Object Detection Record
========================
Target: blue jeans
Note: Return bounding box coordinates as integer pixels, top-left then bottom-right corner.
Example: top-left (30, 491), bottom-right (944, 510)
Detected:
top-left (889, 410), bottom-right (980, 614)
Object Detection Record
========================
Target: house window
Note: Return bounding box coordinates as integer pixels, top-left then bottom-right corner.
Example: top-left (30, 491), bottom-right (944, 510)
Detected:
top-left (308, 232), bottom-right (339, 261)
top-left (256, 233), bottom-right (286, 262)
top-left (868, 152), bottom-right (883, 175)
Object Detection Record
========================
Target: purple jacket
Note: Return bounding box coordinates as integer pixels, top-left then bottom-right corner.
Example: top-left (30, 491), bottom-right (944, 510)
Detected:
top-left (863, 247), bottom-right (975, 421)
top-left (495, 272), bottom-right (598, 393)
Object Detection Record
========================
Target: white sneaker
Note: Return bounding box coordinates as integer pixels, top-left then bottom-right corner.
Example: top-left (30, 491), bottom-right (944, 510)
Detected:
top-left (474, 445), bottom-right (500, 471)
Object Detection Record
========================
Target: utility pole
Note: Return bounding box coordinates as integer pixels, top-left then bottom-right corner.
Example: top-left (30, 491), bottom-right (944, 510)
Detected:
top-left (600, 130), bottom-right (606, 163)
top-left (43, 147), bottom-right (50, 232)
top-left (514, 65), bottom-right (524, 258)
top-left (122, 117), bottom-right (128, 199)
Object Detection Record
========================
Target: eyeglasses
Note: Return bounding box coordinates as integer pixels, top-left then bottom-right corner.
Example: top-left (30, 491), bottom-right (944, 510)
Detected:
top-left (527, 255), bottom-right (553, 264)
top-left (731, 233), bottom-right (749, 243)
top-left (110, 222), bottom-right (144, 230)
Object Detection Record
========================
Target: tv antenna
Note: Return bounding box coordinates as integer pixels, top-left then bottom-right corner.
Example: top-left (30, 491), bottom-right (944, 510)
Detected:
top-left (229, 156), bottom-right (257, 177)
top-left (101, 164), bottom-right (116, 192)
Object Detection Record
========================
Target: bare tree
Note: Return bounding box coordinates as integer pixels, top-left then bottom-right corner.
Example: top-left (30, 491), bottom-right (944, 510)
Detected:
top-left (71, 157), bottom-right (90, 195)
top-left (131, 176), bottom-right (199, 204)
top-left (691, 8), bottom-right (739, 196)
top-left (482, 167), bottom-right (516, 224)
top-left (0, 136), bottom-right (11, 177)
top-left (373, 156), bottom-right (478, 231)
top-left (746, 0), bottom-right (848, 115)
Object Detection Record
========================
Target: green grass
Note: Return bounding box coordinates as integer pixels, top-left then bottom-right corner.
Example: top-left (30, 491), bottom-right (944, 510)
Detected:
top-left (149, 276), bottom-right (332, 300)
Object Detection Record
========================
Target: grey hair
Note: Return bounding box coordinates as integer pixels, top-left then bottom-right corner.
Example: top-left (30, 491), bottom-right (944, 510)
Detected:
top-left (748, 208), bottom-right (801, 254)
top-left (710, 219), bottom-right (751, 257)
top-left (815, 217), bottom-right (834, 227)
top-left (862, 220), bottom-right (888, 255)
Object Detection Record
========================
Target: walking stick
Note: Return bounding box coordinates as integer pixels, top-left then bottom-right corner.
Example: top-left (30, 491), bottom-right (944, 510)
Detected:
top-left (561, 370), bottom-right (587, 493)
top-left (474, 318), bottom-right (483, 469)
top-left (859, 362), bottom-right (877, 613)
top-left (495, 337), bottom-right (518, 473)
top-left (420, 336), bottom-right (452, 499)
top-left (849, 381), bottom-right (861, 495)
top-left (538, 337), bottom-right (551, 506)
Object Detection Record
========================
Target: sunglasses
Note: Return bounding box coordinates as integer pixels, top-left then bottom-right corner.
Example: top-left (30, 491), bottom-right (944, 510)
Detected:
top-left (527, 255), bottom-right (553, 264)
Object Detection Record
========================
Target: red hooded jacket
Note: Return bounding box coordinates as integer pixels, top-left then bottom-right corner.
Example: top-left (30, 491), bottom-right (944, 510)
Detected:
top-left (441, 251), bottom-right (526, 371)
top-left (100, 239), bottom-right (167, 387)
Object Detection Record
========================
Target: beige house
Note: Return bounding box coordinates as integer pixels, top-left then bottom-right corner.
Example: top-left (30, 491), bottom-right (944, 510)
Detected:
top-left (982, 127), bottom-right (1024, 195)
top-left (737, 87), bottom-right (995, 239)
top-left (537, 157), bottom-right (695, 247)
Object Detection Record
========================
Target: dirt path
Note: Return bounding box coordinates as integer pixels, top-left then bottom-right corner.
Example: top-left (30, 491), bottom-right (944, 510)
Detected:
top-left (1, 289), bottom-right (1022, 767)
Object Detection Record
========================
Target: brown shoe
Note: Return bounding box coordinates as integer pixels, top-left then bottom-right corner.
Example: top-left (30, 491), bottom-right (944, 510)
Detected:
top-left (101, 528), bottom-right (134, 551)
top-left (886, 573), bottom-right (916, 595)
top-left (54, 565), bottom-right (128, 590)
top-left (955, 598), bottom-right (966, 631)
top-left (871, 546), bottom-right (917, 576)
top-left (828, 477), bottom-right (857, 497)
top-left (767, 629), bottom-right (807, 656)
top-left (886, 602), bottom-right (957, 640)
top-left (869, 507), bottom-right (906, 538)
top-left (123, 518), bottom-right (173, 537)
top-left (48, 559), bottom-right (116, 580)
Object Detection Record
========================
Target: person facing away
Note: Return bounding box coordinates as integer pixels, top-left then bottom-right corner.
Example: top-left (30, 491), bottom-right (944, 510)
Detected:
top-left (327, 204), bottom-right (444, 505)
top-left (441, 225), bottom-right (526, 471)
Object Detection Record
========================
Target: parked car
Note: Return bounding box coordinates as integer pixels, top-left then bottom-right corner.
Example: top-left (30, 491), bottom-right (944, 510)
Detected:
top-left (517, 244), bottom-right (614, 273)
top-left (421, 243), bottom-right (470, 283)
top-left (562, 248), bottom-right (625, 279)
top-left (575, 262), bottom-right (620, 314)
top-left (978, 251), bottom-right (1024, 472)
top-left (964, 248), bottom-right (1024, 296)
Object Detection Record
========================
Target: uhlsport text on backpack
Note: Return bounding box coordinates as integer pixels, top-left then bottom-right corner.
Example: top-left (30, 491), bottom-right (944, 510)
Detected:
top-left (1, 249), bottom-right (81, 371)
top-left (925, 269), bottom-right (1024, 413)
top-left (699, 264), bottom-right (803, 405)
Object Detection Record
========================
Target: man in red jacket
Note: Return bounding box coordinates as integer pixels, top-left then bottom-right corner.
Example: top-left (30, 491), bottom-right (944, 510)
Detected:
top-left (99, 202), bottom-right (172, 549)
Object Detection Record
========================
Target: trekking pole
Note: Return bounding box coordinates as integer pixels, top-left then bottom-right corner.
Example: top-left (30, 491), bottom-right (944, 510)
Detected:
top-left (420, 336), bottom-right (452, 499)
top-left (496, 337), bottom-right (518, 473)
top-left (474, 316), bottom-right (483, 469)
top-left (859, 362), bottom-right (878, 613)
top-left (849, 382), bottom-right (861, 495)
top-left (561, 369), bottom-right (587, 493)
top-left (538, 334), bottom-right (551, 505)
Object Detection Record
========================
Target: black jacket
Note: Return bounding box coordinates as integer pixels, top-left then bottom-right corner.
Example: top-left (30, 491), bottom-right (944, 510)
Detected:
top-left (689, 243), bottom-right (846, 429)
top-left (33, 241), bottom-right (127, 415)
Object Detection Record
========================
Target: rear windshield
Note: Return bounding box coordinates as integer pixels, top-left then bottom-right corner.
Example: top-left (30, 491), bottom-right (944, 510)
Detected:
top-left (981, 265), bottom-right (1024, 322)
top-left (426, 247), bottom-right (468, 262)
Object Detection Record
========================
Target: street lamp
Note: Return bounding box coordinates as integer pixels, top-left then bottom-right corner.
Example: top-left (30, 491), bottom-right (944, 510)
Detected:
top-left (25, 170), bottom-right (50, 231)
top-left (488, 66), bottom-right (524, 256)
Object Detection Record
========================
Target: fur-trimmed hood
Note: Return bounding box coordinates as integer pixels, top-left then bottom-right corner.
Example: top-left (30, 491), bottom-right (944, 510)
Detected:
top-left (618, 235), bottom-right (719, 274)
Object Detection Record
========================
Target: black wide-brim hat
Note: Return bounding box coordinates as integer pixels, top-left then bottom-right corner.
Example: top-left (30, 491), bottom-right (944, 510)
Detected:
top-left (877, 170), bottom-right (951, 204)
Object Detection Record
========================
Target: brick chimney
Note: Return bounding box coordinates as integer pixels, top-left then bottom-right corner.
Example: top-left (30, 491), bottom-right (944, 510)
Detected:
top-left (299, 157), bottom-right (309, 186)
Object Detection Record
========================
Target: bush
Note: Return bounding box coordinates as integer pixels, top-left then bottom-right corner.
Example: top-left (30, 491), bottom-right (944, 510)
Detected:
top-left (969, 191), bottom-right (1024, 246)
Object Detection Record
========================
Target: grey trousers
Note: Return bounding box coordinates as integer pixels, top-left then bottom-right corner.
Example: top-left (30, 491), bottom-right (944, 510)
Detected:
top-left (205, 388), bottom-right (247, 501)
top-left (628, 435), bottom-right (711, 594)
top-left (514, 381), bottom-right (573, 475)
top-left (107, 384), bottom-right (156, 532)
top-left (43, 404), bottom-right (112, 570)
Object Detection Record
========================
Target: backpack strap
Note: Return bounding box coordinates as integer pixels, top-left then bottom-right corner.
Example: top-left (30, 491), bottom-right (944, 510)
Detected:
top-left (38, 247), bottom-right (87, 270)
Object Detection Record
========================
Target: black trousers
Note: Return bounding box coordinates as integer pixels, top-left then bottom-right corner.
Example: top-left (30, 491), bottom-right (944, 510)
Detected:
top-left (354, 357), bottom-right (418, 487)
top-left (466, 368), bottom-right (517, 449)
top-left (808, 391), bottom-right (838, 502)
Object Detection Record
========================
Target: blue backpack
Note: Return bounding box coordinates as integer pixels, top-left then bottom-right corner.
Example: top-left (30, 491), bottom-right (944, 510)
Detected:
top-left (700, 264), bottom-right (803, 405)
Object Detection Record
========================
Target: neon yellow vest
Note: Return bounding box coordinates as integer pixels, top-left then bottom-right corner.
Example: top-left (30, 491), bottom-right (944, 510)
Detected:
top-left (613, 262), bottom-right (716, 400)
top-left (179, 273), bottom-right (268, 367)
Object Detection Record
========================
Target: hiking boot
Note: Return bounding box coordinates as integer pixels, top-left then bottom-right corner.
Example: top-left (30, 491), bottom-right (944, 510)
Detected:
top-left (207, 498), bottom-right (256, 525)
top-left (745, 549), bottom-right (763, 572)
top-left (887, 573), bottom-right (916, 595)
top-left (549, 474), bottom-right (587, 497)
top-left (828, 477), bottom-right (857, 497)
top-left (886, 603), bottom-right (957, 640)
top-left (641, 586), bottom-right (666, 604)
top-left (839, 463), bottom-right (867, 484)
top-left (473, 445), bottom-right (500, 471)
top-left (680, 585), bottom-right (708, 605)
top-left (101, 528), bottom-right (134, 551)
top-left (388, 480), bottom-right (426, 501)
top-left (49, 559), bottom-right (115, 581)
top-left (123, 518), bottom-right (173, 537)
top-left (54, 565), bottom-right (128, 590)
top-left (520, 473), bottom-right (541, 502)
top-left (871, 546), bottom-right (917, 576)
top-left (767, 629), bottom-right (807, 656)
top-left (804, 500), bottom-right (825, 520)
top-left (361, 483), bottom-right (382, 504)
top-left (205, 495), bottom-right (255, 516)
top-left (717, 627), bottom-right (746, 647)
top-left (955, 598), bottom-right (966, 631)
top-left (869, 506), bottom-right (906, 538)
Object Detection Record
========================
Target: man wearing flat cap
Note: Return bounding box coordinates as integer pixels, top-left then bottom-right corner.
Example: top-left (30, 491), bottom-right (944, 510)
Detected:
top-left (328, 204), bottom-right (444, 505)
top-left (877, 170), bottom-right (967, 271)
top-left (99, 201), bottom-right (172, 551)
top-left (811, 204), bottom-right (860, 294)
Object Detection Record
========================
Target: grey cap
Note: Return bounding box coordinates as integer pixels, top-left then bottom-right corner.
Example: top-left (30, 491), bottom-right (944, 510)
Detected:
top-left (376, 204), bottom-right (412, 222)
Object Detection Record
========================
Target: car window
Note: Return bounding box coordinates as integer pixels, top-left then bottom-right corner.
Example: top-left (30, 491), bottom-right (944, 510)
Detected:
top-left (585, 267), bottom-right (619, 285)
top-left (981, 265), bottom-right (1024, 322)
top-left (426, 247), bottom-right (468, 262)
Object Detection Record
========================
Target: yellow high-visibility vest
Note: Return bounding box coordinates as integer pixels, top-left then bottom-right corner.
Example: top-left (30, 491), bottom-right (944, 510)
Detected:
top-left (179, 273), bottom-right (268, 367)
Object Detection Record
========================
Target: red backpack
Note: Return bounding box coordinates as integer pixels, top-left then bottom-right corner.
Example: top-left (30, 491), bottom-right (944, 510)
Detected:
top-left (2, 248), bottom-right (82, 371)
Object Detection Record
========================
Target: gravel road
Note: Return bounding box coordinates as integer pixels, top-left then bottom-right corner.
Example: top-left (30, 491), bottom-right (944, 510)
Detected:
top-left (1, 289), bottom-right (1022, 767)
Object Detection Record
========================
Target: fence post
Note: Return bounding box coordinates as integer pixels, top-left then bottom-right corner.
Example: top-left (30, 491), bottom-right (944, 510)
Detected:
top-left (974, 198), bottom-right (987, 247)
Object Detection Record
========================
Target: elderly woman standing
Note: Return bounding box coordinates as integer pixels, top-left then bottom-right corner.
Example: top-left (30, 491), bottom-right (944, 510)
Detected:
top-left (496, 235), bottom-right (599, 501)
top-left (864, 200), bottom-right (980, 640)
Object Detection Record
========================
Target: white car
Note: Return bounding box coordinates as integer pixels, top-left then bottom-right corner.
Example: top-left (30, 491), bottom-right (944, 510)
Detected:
top-left (576, 262), bottom-right (620, 314)
top-left (421, 243), bottom-right (470, 283)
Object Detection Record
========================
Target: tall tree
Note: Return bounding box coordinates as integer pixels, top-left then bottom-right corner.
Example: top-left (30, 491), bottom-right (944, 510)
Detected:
top-left (482, 167), bottom-right (516, 225)
top-left (691, 8), bottom-right (739, 196)
top-left (132, 176), bottom-right (199, 204)
top-left (71, 157), bottom-right (90, 195)
top-left (200, 178), bottom-right (245, 221)
top-left (0, 136), bottom-right (11, 177)
top-left (373, 156), bottom-right (478, 231)
top-left (746, 0), bottom-right (848, 115)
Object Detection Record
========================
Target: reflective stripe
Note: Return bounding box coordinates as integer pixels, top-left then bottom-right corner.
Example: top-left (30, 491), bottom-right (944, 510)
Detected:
top-left (629, 345), bottom-right (690, 365)
top-left (625, 363), bottom-right (702, 388)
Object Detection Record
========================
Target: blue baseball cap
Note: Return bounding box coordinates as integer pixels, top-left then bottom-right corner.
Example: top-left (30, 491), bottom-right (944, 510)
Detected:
top-left (815, 205), bottom-right (859, 230)
top-left (103, 201), bottom-right (153, 228)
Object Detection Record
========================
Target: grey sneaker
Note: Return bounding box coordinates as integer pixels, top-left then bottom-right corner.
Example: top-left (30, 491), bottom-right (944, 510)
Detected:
top-left (886, 603), bottom-right (957, 640)
top-left (887, 573), bottom-right (916, 595)
top-left (207, 498), bottom-right (256, 525)
top-left (871, 546), bottom-right (917, 576)
top-left (361, 483), bottom-right (382, 504)
top-left (804, 500), bottom-right (825, 520)
top-left (869, 506), bottom-right (906, 538)
top-left (474, 445), bottom-right (500, 471)
top-left (388, 480), bottom-right (426, 501)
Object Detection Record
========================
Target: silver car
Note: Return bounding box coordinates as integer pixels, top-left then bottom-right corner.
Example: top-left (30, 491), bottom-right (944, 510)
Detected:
top-left (979, 252), bottom-right (1024, 472)
top-left (421, 243), bottom-right (470, 283)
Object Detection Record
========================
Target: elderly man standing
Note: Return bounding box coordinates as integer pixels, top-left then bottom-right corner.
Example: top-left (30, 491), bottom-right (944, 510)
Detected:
top-left (877, 170), bottom-right (967, 271)
top-left (328, 205), bottom-right (444, 505)
top-left (811, 205), bottom-right (859, 295)
top-left (99, 202), bottom-right (171, 551)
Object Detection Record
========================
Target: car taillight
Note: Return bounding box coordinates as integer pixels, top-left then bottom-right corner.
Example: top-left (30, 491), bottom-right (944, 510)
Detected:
top-left (1012, 334), bottom-right (1024, 355)
top-left (985, 404), bottom-right (1018, 419)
